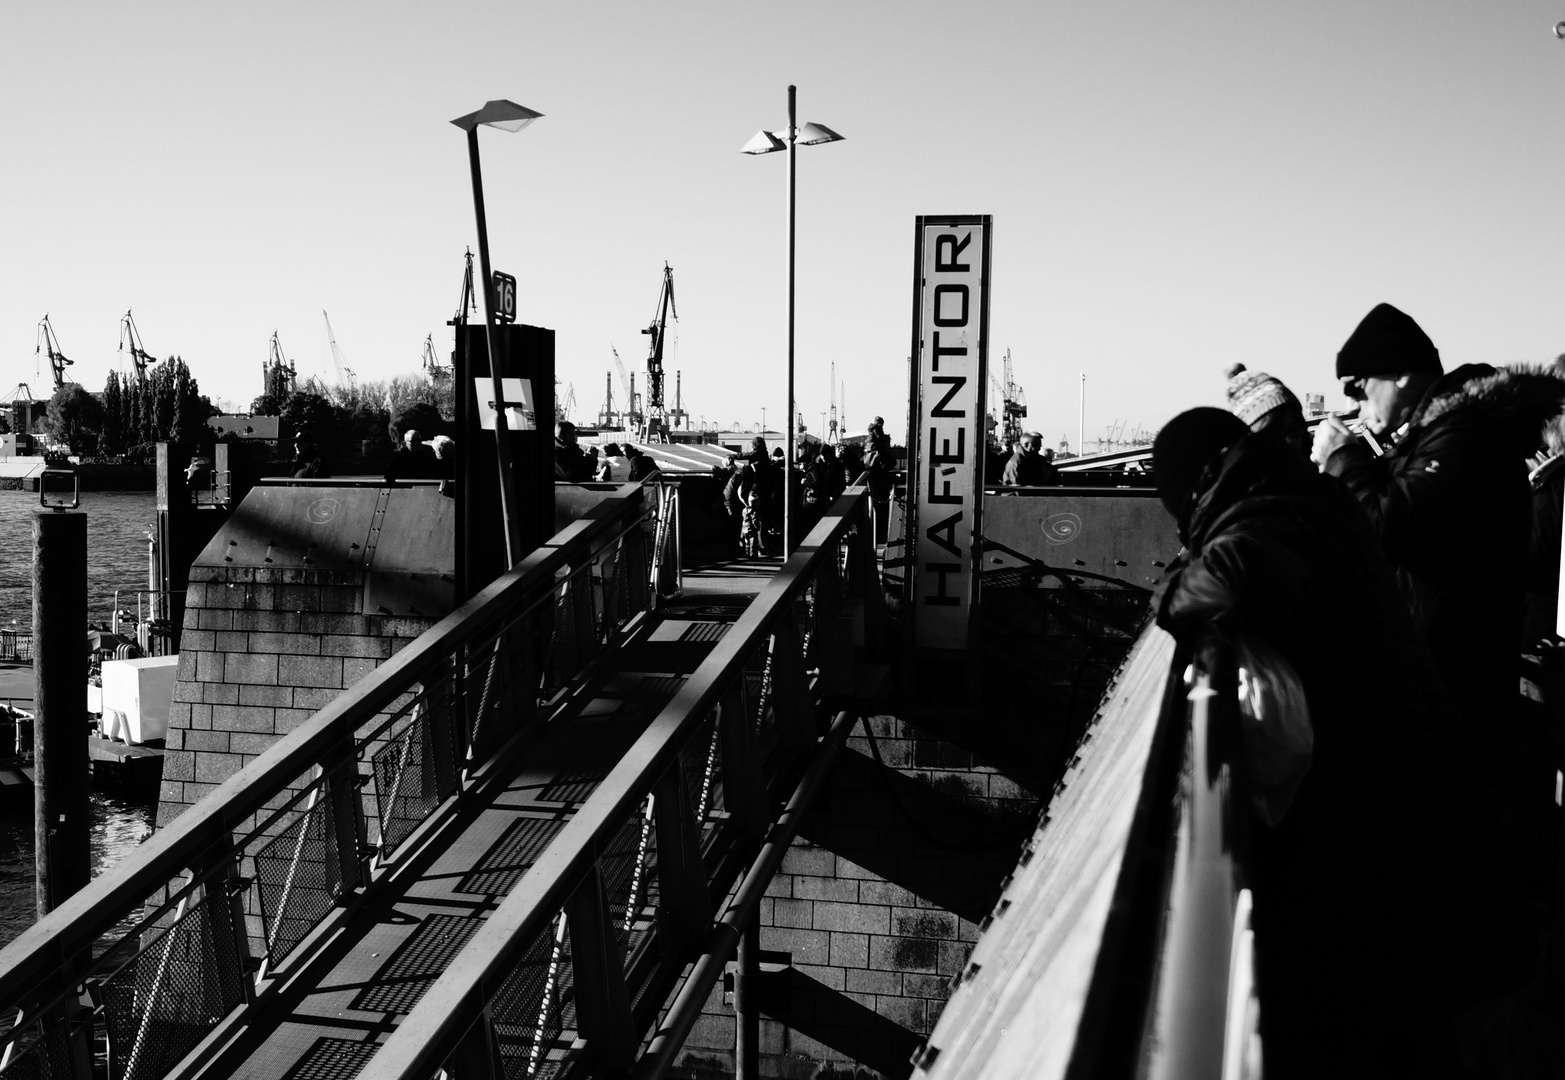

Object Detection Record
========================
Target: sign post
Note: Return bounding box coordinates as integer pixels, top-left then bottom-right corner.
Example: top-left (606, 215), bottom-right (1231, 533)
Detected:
top-left (903, 215), bottom-right (991, 704)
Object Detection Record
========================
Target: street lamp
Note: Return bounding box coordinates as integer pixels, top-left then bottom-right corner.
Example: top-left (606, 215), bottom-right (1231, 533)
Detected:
top-left (451, 98), bottom-right (543, 568)
top-left (742, 85), bottom-right (844, 559)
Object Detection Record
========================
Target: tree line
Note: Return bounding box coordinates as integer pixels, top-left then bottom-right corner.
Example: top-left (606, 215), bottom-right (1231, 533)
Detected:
top-left (34, 360), bottom-right (452, 462)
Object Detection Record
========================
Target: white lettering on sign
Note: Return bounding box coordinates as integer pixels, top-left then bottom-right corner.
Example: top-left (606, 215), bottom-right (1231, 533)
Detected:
top-left (909, 218), bottom-right (989, 650)
top-left (474, 376), bottom-right (536, 431)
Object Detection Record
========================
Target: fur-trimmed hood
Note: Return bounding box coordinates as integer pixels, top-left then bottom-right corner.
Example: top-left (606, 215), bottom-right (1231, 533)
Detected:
top-left (1414, 362), bottom-right (1565, 452)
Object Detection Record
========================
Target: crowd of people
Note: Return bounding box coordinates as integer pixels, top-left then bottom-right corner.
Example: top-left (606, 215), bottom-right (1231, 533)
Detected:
top-left (1152, 302), bottom-right (1565, 1075)
top-left (708, 415), bottom-right (894, 558)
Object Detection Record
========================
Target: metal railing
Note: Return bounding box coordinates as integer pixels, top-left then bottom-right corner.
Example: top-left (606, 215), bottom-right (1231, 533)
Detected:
top-left (1065, 635), bottom-right (1255, 1080)
top-left (0, 483), bottom-right (678, 1080)
top-left (355, 487), bottom-right (887, 1080)
top-left (0, 631), bottom-right (31, 665)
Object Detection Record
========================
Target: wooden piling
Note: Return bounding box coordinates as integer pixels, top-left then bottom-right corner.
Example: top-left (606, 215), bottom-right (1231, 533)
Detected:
top-left (34, 509), bottom-right (90, 918)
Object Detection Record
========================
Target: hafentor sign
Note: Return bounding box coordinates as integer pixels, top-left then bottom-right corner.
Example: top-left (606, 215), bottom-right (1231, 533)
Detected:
top-left (905, 215), bottom-right (990, 655)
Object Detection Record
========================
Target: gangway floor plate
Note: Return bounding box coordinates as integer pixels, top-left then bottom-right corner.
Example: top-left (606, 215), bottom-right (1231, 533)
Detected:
top-left (201, 602), bottom-right (750, 1080)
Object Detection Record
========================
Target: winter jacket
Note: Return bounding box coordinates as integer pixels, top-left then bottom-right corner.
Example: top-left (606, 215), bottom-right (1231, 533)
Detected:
top-left (999, 449), bottom-right (1060, 487)
top-left (1322, 364), bottom-right (1565, 786)
top-left (1524, 453), bottom-right (1565, 647)
top-left (1156, 429), bottom-right (1519, 1075)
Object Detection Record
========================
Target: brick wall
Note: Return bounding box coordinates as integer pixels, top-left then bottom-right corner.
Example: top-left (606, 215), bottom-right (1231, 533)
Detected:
top-left (156, 569), bottom-right (436, 830)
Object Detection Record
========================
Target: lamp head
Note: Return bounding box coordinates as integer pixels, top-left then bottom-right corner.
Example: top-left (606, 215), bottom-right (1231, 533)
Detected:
top-left (799, 122), bottom-right (845, 146)
top-left (740, 129), bottom-right (787, 155)
top-left (451, 100), bottom-right (543, 133)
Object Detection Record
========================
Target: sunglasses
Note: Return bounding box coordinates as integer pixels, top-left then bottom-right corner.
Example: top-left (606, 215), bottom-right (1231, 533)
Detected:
top-left (1341, 377), bottom-right (1367, 401)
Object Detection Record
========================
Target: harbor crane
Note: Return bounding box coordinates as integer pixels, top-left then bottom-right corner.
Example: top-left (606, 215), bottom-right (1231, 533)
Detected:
top-left (422, 334), bottom-right (450, 382)
top-left (448, 248), bottom-right (477, 328)
top-left (596, 370), bottom-right (617, 429)
top-left (611, 346), bottom-right (642, 429)
top-left (1000, 348), bottom-right (1027, 448)
top-left (35, 315), bottom-right (73, 390)
top-left (118, 310), bottom-right (158, 383)
top-left (263, 331), bottom-right (297, 401)
top-left (323, 311), bottom-right (355, 392)
top-left (639, 263), bottom-right (677, 442)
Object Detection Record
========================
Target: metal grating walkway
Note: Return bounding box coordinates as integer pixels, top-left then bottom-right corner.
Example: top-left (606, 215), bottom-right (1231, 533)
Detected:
top-left (196, 570), bottom-right (770, 1080)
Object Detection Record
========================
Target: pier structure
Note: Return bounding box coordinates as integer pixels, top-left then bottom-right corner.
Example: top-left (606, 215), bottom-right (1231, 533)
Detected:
top-left (0, 461), bottom-right (1223, 1079)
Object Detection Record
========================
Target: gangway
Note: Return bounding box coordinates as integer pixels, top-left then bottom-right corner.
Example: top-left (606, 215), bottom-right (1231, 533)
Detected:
top-left (0, 484), bottom-right (888, 1080)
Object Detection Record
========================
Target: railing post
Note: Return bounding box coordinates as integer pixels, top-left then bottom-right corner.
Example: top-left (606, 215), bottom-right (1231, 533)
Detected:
top-left (199, 834), bottom-right (259, 1010)
top-left (566, 864), bottom-right (637, 1070)
top-left (328, 761), bottom-right (367, 901)
top-left (653, 762), bottom-right (712, 954)
top-left (765, 617), bottom-right (818, 753)
top-left (719, 687), bottom-right (767, 837)
top-left (444, 1008), bottom-right (500, 1080)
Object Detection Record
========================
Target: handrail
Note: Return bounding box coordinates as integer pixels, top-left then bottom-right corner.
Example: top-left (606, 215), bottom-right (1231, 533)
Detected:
top-left (357, 486), bottom-right (885, 1080)
top-left (1063, 635), bottom-right (1253, 1080)
top-left (0, 483), bottom-right (668, 1077)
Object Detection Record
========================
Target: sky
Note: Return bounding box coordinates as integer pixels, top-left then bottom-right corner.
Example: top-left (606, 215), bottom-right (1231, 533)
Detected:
top-left (5, 1), bottom-right (1565, 453)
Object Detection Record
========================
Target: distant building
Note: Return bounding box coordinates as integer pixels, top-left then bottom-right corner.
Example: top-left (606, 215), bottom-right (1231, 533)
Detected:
top-left (208, 414), bottom-right (281, 442)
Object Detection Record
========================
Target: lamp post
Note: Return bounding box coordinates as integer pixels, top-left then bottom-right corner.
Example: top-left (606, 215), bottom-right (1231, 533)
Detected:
top-left (742, 85), bottom-right (844, 559)
top-left (451, 99), bottom-right (542, 569)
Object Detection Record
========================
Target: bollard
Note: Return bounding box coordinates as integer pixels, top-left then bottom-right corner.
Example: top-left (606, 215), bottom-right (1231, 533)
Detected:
top-left (34, 510), bottom-right (90, 918)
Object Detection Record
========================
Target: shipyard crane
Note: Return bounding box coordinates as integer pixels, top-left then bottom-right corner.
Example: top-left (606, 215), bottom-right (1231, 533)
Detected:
top-left (35, 315), bottom-right (73, 390)
top-left (422, 334), bottom-right (450, 382)
top-left (828, 361), bottom-right (839, 443)
top-left (448, 248), bottom-right (477, 327)
top-left (263, 331), bottom-right (297, 401)
top-left (118, 310), bottom-right (158, 383)
top-left (323, 311), bottom-right (355, 392)
top-left (1000, 348), bottom-right (1027, 448)
top-left (611, 346), bottom-right (642, 429)
top-left (639, 263), bottom-right (677, 442)
top-left (596, 370), bottom-right (617, 429)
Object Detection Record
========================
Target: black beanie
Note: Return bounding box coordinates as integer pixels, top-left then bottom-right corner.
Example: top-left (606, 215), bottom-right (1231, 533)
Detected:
top-left (1153, 408), bottom-right (1248, 518)
top-left (1336, 302), bottom-right (1442, 379)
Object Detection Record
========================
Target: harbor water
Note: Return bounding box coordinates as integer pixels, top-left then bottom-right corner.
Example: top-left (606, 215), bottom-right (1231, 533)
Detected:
top-left (0, 488), bottom-right (158, 949)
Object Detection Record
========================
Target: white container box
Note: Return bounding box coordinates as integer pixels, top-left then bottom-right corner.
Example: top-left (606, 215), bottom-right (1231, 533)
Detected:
top-left (99, 655), bottom-right (178, 744)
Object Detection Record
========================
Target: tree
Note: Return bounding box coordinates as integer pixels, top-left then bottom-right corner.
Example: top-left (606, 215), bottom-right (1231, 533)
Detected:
top-left (101, 371), bottom-right (125, 456)
top-left (280, 391), bottom-right (335, 441)
top-left (44, 385), bottom-right (106, 455)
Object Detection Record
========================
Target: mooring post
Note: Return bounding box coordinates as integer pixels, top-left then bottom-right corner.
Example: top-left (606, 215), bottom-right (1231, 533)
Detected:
top-left (34, 509), bottom-right (90, 918)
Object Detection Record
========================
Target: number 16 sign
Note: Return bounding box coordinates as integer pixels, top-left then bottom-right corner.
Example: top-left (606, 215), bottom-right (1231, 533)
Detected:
top-left (492, 271), bottom-right (517, 324)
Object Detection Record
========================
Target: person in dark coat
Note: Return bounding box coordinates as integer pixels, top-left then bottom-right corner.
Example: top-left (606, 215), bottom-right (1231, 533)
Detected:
top-left (625, 444), bottom-right (660, 482)
top-left (1000, 431), bottom-right (1060, 486)
top-left (554, 421), bottom-right (594, 482)
top-left (1312, 304), bottom-right (1565, 805)
top-left (385, 429), bottom-right (437, 482)
top-left (1156, 408), bottom-right (1523, 1078)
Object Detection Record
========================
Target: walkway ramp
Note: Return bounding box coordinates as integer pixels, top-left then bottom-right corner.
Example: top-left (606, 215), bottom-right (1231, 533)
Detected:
top-left (0, 485), bottom-right (890, 1080)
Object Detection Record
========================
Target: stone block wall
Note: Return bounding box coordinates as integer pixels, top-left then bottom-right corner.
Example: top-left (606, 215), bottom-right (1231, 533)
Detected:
top-left (156, 564), bottom-right (436, 830)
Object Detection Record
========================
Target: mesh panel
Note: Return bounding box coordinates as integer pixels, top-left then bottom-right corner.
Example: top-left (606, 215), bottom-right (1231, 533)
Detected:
top-left (683, 714), bottom-right (725, 841)
top-left (280, 1037), bottom-right (381, 1080)
top-left (255, 794), bottom-right (345, 965)
top-left (100, 890), bottom-right (246, 1080)
top-left (0, 1018), bottom-right (78, 1080)
top-left (490, 917), bottom-right (573, 1080)
top-left (372, 713), bottom-right (440, 857)
top-left (598, 806), bottom-right (657, 963)
top-left (351, 913), bottom-right (482, 1015)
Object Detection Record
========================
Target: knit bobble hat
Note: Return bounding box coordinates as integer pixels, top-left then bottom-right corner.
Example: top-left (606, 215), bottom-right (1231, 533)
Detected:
top-left (1224, 363), bottom-right (1301, 429)
top-left (1336, 302), bottom-right (1442, 379)
top-left (1153, 407), bottom-right (1248, 519)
